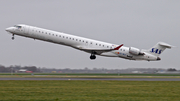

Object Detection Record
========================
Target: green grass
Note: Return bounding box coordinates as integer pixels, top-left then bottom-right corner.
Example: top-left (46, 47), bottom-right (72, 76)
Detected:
top-left (1, 73), bottom-right (180, 76)
top-left (0, 81), bottom-right (180, 101)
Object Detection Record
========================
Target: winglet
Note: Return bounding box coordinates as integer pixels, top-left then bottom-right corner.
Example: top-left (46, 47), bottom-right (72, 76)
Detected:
top-left (114, 44), bottom-right (123, 50)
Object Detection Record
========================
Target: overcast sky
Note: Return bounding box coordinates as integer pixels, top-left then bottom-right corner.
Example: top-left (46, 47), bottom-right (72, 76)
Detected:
top-left (0, 0), bottom-right (179, 69)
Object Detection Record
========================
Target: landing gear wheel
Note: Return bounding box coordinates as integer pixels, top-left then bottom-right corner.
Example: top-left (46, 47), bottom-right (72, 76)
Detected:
top-left (90, 55), bottom-right (96, 60)
top-left (90, 51), bottom-right (97, 60)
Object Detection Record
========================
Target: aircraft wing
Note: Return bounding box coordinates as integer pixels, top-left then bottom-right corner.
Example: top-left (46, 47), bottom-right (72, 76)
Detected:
top-left (75, 44), bottom-right (123, 54)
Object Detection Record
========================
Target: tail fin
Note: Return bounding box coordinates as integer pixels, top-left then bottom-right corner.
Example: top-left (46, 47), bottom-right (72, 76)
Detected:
top-left (147, 42), bottom-right (172, 56)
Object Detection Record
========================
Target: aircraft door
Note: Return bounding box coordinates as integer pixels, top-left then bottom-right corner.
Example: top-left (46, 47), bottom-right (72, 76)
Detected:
top-left (24, 26), bottom-right (29, 35)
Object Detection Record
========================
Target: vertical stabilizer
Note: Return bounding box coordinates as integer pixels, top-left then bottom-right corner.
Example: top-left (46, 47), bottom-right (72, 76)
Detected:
top-left (147, 42), bottom-right (172, 56)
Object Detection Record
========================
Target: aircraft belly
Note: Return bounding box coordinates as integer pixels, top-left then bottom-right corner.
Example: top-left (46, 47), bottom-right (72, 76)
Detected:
top-left (100, 52), bottom-right (118, 57)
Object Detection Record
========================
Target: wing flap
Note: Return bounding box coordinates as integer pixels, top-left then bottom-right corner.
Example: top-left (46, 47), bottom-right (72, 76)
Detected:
top-left (76, 44), bottom-right (123, 53)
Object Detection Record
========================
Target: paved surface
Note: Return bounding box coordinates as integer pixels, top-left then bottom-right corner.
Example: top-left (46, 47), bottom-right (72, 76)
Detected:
top-left (0, 77), bottom-right (180, 81)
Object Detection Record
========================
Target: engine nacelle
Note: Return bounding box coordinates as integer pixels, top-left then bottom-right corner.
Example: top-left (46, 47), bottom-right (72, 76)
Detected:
top-left (129, 47), bottom-right (144, 55)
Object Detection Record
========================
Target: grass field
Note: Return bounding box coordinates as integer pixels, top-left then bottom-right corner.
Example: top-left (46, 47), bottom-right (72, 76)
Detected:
top-left (0, 81), bottom-right (180, 101)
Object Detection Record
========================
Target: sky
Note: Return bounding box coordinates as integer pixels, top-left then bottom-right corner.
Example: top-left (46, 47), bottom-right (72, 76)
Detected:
top-left (0, 0), bottom-right (179, 69)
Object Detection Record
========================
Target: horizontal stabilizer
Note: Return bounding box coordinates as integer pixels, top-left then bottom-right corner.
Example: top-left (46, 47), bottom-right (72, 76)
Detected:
top-left (158, 42), bottom-right (172, 49)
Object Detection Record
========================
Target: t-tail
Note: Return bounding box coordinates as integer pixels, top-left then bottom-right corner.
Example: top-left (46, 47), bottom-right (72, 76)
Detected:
top-left (146, 42), bottom-right (172, 57)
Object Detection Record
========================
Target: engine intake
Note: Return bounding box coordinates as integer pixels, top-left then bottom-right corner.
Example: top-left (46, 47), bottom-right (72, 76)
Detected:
top-left (129, 47), bottom-right (144, 55)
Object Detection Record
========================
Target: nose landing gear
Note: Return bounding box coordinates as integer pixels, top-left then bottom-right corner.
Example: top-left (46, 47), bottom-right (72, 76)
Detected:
top-left (12, 34), bottom-right (14, 40)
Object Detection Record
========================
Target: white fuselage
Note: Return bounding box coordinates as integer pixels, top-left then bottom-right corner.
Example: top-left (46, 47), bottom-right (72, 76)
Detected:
top-left (6, 24), bottom-right (159, 61)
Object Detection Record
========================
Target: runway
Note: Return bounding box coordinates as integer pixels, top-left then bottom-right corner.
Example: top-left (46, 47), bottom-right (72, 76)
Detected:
top-left (0, 77), bottom-right (180, 81)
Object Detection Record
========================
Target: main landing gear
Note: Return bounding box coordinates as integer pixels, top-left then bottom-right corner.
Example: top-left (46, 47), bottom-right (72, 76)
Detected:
top-left (90, 51), bottom-right (96, 60)
top-left (12, 34), bottom-right (14, 40)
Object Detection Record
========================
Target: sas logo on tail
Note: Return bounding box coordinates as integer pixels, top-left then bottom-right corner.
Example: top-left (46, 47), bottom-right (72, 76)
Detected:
top-left (150, 48), bottom-right (162, 54)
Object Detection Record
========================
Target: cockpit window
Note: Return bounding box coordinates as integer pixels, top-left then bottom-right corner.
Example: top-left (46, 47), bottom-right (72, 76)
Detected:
top-left (14, 25), bottom-right (22, 29)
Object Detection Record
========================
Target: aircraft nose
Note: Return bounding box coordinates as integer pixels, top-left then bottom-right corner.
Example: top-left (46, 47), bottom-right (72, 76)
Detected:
top-left (157, 57), bottom-right (161, 60)
top-left (6, 27), bottom-right (14, 32)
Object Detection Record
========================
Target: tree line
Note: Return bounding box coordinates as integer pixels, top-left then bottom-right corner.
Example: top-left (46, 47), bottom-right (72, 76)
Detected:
top-left (0, 65), bottom-right (39, 72)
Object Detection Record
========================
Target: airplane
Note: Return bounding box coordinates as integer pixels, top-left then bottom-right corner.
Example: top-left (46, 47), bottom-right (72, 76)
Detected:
top-left (6, 24), bottom-right (173, 61)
